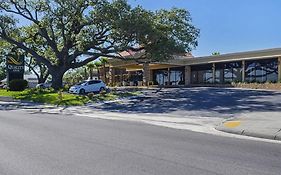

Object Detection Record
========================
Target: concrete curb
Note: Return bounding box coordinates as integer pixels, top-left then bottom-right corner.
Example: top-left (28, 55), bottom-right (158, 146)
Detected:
top-left (216, 122), bottom-right (281, 141)
top-left (0, 96), bottom-right (20, 102)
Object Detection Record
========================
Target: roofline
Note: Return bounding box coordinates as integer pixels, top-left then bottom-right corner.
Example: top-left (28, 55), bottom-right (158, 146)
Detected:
top-left (108, 47), bottom-right (281, 67)
top-left (182, 47), bottom-right (281, 65)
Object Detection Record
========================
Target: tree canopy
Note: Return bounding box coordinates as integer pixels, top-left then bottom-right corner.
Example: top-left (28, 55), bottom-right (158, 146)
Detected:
top-left (0, 0), bottom-right (199, 89)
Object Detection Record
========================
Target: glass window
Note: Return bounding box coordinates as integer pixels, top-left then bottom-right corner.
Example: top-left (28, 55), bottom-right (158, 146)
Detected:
top-left (153, 67), bottom-right (185, 86)
top-left (245, 58), bottom-right (278, 83)
top-left (153, 69), bottom-right (169, 86)
top-left (191, 64), bottom-right (213, 84)
top-left (214, 61), bottom-right (242, 84)
top-left (170, 67), bottom-right (185, 85)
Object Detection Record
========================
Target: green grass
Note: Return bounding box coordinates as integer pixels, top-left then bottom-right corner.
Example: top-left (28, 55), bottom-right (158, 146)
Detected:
top-left (0, 89), bottom-right (141, 106)
top-left (0, 89), bottom-right (26, 97)
top-left (0, 89), bottom-right (89, 106)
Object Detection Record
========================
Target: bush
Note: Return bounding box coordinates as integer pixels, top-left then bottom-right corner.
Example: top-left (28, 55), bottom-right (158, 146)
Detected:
top-left (9, 79), bottom-right (28, 91)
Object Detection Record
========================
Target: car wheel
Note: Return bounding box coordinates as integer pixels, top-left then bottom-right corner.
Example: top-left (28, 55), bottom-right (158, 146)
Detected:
top-left (99, 87), bottom-right (105, 93)
top-left (79, 89), bottom-right (86, 95)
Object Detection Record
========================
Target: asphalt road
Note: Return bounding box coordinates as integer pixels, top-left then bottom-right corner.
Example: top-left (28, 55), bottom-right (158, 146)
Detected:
top-left (0, 110), bottom-right (280, 175)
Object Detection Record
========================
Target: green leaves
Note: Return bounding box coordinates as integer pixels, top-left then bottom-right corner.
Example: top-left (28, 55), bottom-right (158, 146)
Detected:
top-left (0, 0), bottom-right (199, 88)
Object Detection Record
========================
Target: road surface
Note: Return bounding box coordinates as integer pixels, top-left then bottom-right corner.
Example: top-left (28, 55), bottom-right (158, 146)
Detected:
top-left (0, 110), bottom-right (280, 175)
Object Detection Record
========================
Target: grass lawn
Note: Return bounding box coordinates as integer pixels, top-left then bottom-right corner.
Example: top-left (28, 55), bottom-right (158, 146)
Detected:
top-left (0, 88), bottom-right (141, 106)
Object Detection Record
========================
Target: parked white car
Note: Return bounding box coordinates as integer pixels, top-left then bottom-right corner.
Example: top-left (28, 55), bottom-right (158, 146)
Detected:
top-left (36, 82), bottom-right (52, 89)
top-left (69, 80), bottom-right (106, 94)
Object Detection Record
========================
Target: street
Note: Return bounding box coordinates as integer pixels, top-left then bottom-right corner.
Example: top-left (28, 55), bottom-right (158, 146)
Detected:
top-left (0, 110), bottom-right (280, 175)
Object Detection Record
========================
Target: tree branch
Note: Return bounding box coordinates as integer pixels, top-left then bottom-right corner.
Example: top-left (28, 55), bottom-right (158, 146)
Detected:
top-left (1, 32), bottom-right (52, 67)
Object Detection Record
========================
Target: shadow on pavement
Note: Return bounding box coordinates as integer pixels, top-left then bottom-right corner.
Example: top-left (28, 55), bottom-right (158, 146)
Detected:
top-left (87, 88), bottom-right (281, 117)
top-left (1, 88), bottom-right (281, 119)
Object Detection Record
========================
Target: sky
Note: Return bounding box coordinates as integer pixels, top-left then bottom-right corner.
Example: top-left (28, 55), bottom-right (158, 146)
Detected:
top-left (128, 0), bottom-right (281, 56)
top-left (14, 0), bottom-right (281, 57)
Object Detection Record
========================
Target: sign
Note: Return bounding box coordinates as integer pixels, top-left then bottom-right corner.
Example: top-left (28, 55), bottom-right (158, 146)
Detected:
top-left (6, 54), bottom-right (25, 82)
top-left (7, 55), bottom-right (24, 73)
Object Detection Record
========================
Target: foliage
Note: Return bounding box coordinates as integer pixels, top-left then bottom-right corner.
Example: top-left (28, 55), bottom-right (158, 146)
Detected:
top-left (0, 65), bottom-right (5, 81)
top-left (63, 67), bottom-right (88, 85)
top-left (86, 62), bottom-right (97, 79)
top-left (25, 56), bottom-right (50, 83)
top-left (0, 0), bottom-right (199, 89)
top-left (212, 52), bottom-right (220, 56)
top-left (9, 79), bottom-right (28, 91)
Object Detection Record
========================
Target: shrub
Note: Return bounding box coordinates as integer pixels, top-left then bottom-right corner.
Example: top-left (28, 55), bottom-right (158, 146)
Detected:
top-left (9, 79), bottom-right (28, 91)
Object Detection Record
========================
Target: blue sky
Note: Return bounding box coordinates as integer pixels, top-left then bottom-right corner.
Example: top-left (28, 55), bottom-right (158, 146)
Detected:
top-left (128, 0), bottom-right (281, 56)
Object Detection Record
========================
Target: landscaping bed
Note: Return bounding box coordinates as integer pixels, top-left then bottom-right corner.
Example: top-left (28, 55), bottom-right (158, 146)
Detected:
top-left (232, 82), bottom-right (281, 91)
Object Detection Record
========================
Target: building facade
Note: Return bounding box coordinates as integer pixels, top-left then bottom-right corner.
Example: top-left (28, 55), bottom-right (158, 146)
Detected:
top-left (102, 48), bottom-right (281, 87)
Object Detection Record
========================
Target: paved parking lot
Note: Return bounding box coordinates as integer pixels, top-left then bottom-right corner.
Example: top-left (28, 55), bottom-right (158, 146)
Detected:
top-left (91, 87), bottom-right (281, 118)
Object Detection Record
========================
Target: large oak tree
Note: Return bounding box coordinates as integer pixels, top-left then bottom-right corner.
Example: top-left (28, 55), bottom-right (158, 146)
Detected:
top-left (0, 0), bottom-right (199, 89)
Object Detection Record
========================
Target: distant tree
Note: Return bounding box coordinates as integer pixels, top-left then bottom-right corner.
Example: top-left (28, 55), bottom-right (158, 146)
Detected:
top-left (64, 67), bottom-right (87, 85)
top-left (0, 0), bottom-right (199, 89)
top-left (94, 61), bottom-right (102, 79)
top-left (100, 57), bottom-right (108, 81)
top-left (212, 52), bottom-right (221, 56)
top-left (26, 57), bottom-right (50, 84)
top-left (86, 62), bottom-right (96, 80)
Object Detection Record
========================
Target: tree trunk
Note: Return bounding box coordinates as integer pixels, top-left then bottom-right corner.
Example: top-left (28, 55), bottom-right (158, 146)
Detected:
top-left (38, 72), bottom-right (49, 84)
top-left (103, 63), bottom-right (106, 82)
top-left (90, 68), bottom-right (93, 80)
top-left (97, 69), bottom-right (100, 79)
top-left (84, 67), bottom-right (88, 79)
top-left (38, 77), bottom-right (45, 84)
top-left (50, 68), bottom-right (65, 90)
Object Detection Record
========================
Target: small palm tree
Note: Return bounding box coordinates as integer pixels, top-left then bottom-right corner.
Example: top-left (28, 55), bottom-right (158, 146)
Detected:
top-left (86, 63), bottom-right (96, 80)
top-left (94, 61), bottom-right (102, 79)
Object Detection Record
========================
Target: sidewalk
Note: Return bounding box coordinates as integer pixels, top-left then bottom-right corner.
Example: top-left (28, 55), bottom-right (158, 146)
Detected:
top-left (216, 112), bottom-right (281, 141)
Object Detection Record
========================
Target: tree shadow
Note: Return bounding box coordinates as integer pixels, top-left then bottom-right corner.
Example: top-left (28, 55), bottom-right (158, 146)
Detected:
top-left (87, 87), bottom-right (281, 118)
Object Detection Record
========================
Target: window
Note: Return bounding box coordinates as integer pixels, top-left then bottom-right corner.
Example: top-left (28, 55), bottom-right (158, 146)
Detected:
top-left (88, 80), bottom-right (101, 85)
top-left (215, 62), bottom-right (242, 84)
top-left (153, 67), bottom-right (185, 86)
top-left (191, 64), bottom-right (213, 84)
top-left (245, 58), bottom-right (278, 83)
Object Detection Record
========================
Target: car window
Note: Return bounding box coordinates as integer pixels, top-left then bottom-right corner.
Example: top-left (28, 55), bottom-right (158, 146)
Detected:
top-left (92, 80), bottom-right (101, 84)
top-left (88, 81), bottom-right (95, 85)
top-left (77, 81), bottom-right (86, 85)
